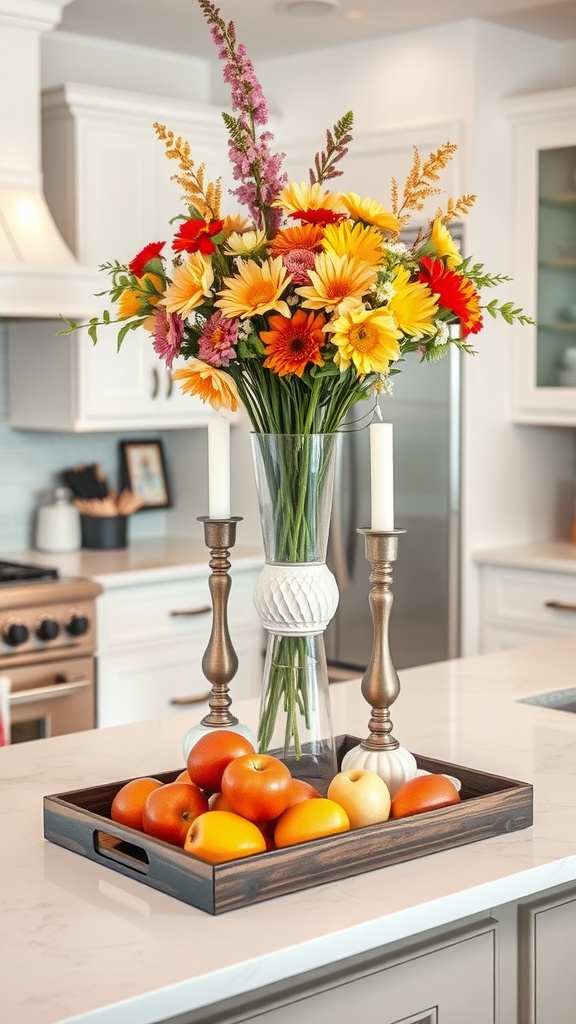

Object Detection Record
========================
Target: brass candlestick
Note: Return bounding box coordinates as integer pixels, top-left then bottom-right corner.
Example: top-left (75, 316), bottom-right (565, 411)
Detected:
top-left (182, 516), bottom-right (255, 758)
top-left (197, 515), bottom-right (242, 728)
top-left (357, 528), bottom-right (405, 750)
top-left (340, 528), bottom-right (417, 796)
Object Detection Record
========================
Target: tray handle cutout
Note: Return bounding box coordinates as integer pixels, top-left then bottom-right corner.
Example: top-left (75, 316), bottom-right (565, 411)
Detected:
top-left (93, 830), bottom-right (150, 875)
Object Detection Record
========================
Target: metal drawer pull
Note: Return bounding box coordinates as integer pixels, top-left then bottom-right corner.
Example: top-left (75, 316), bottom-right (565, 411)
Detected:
top-left (545, 600), bottom-right (576, 613)
top-left (169, 692), bottom-right (211, 706)
top-left (10, 677), bottom-right (91, 705)
top-left (169, 606), bottom-right (211, 617)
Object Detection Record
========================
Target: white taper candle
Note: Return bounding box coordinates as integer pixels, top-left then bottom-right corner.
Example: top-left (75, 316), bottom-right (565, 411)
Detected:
top-left (208, 415), bottom-right (231, 519)
top-left (369, 422), bottom-right (394, 531)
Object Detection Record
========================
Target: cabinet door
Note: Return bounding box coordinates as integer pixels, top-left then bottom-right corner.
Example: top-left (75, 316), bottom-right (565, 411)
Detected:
top-left (519, 888), bottom-right (576, 1024)
top-left (479, 564), bottom-right (576, 653)
top-left (96, 629), bottom-right (260, 729)
top-left (193, 921), bottom-right (496, 1024)
top-left (506, 88), bottom-right (576, 426)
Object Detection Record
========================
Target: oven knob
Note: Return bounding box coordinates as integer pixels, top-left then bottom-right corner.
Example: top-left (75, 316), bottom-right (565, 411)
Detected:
top-left (35, 616), bottom-right (60, 642)
top-left (2, 619), bottom-right (29, 647)
top-left (65, 612), bottom-right (89, 637)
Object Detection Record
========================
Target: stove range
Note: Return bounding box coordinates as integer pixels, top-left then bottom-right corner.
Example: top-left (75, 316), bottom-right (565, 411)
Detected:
top-left (0, 558), bottom-right (102, 743)
top-left (0, 559), bottom-right (59, 585)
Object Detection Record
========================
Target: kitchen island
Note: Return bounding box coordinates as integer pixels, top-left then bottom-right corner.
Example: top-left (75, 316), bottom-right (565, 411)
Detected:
top-left (4, 636), bottom-right (576, 1023)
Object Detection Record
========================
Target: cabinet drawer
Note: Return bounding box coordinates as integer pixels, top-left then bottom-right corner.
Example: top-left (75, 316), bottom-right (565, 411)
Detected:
top-left (96, 571), bottom-right (258, 652)
top-left (482, 566), bottom-right (576, 634)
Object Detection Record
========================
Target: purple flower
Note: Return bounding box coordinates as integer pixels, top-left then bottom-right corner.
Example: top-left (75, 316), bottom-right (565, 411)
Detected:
top-left (150, 307), bottom-right (185, 368)
top-left (197, 311), bottom-right (238, 367)
top-left (282, 248), bottom-right (316, 285)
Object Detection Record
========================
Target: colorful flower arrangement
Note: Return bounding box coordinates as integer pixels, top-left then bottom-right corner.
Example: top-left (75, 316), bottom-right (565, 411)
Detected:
top-left (60, 0), bottom-right (532, 438)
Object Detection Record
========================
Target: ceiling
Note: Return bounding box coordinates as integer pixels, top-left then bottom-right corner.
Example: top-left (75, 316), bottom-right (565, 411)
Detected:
top-left (58, 0), bottom-right (576, 60)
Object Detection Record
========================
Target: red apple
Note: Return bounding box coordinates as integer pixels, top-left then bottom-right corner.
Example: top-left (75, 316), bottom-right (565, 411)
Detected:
top-left (141, 781), bottom-right (209, 846)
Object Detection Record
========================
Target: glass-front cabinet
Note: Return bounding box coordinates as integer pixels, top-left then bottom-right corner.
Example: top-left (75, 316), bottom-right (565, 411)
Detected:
top-left (506, 87), bottom-right (576, 426)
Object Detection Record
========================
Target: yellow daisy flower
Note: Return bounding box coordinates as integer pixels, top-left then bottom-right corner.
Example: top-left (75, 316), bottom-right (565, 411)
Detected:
top-left (325, 306), bottom-right (402, 375)
top-left (388, 264), bottom-right (439, 338)
top-left (172, 359), bottom-right (240, 412)
top-left (273, 181), bottom-right (343, 218)
top-left (322, 220), bottom-right (384, 265)
top-left (215, 256), bottom-right (291, 319)
top-left (223, 229), bottom-right (267, 256)
top-left (430, 218), bottom-right (462, 268)
top-left (340, 192), bottom-right (400, 234)
top-left (161, 254), bottom-right (214, 318)
top-left (296, 251), bottom-right (377, 316)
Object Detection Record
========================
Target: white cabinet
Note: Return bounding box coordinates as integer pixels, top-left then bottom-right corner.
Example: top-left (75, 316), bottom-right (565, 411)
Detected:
top-left (479, 562), bottom-right (576, 652)
top-left (8, 82), bottom-right (233, 432)
top-left (505, 87), bottom-right (576, 426)
top-left (95, 565), bottom-right (264, 728)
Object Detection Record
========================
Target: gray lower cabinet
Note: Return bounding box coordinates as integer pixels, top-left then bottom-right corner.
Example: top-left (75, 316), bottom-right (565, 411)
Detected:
top-left (161, 882), bottom-right (576, 1024)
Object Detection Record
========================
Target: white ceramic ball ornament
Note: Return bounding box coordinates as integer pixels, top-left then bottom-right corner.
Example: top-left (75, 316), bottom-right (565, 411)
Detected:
top-left (340, 743), bottom-right (417, 798)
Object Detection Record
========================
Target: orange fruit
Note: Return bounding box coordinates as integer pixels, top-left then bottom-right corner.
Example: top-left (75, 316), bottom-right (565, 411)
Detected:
top-left (221, 753), bottom-right (293, 822)
top-left (390, 773), bottom-right (461, 819)
top-left (274, 797), bottom-right (350, 848)
top-left (184, 810), bottom-right (266, 864)
top-left (208, 791), bottom-right (233, 811)
top-left (174, 769), bottom-right (193, 784)
top-left (110, 777), bottom-right (163, 831)
top-left (186, 729), bottom-right (255, 793)
top-left (288, 778), bottom-right (322, 805)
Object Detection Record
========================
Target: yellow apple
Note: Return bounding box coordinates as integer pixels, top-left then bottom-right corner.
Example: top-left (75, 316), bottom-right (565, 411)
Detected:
top-left (327, 768), bottom-right (391, 829)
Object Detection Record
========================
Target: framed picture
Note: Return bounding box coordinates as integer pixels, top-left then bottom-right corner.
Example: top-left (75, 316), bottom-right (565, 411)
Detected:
top-left (119, 439), bottom-right (171, 510)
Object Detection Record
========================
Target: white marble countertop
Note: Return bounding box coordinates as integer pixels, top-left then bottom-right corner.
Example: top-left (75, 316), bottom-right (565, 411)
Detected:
top-left (4, 636), bottom-right (576, 1023)
top-left (5, 536), bottom-right (264, 587)
top-left (472, 540), bottom-right (576, 573)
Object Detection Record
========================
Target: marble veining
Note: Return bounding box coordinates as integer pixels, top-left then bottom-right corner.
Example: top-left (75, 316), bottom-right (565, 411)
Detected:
top-left (4, 636), bottom-right (576, 1022)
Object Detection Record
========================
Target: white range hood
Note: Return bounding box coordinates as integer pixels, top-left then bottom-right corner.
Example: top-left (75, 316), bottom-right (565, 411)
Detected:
top-left (0, 0), bottom-right (96, 318)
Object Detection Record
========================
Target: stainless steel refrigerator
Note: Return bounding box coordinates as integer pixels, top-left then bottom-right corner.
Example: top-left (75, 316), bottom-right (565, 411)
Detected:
top-left (325, 346), bottom-right (461, 674)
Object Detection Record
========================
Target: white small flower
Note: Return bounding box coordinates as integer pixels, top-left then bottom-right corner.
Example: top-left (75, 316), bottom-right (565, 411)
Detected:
top-left (373, 372), bottom-right (394, 396)
top-left (434, 322), bottom-right (449, 346)
top-left (385, 242), bottom-right (408, 256)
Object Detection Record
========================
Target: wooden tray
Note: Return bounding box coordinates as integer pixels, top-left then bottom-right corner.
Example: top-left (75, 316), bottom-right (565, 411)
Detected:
top-left (43, 736), bottom-right (533, 915)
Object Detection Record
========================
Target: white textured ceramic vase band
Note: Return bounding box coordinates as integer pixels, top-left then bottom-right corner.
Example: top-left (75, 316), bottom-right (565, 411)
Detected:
top-left (253, 562), bottom-right (340, 635)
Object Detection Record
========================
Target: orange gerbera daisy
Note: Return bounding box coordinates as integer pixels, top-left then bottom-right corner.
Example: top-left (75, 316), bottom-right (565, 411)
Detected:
top-left (297, 251), bottom-right (377, 315)
top-left (116, 273), bottom-right (164, 320)
top-left (325, 306), bottom-right (402, 375)
top-left (269, 224), bottom-right (324, 256)
top-left (161, 254), bottom-right (214, 318)
top-left (215, 257), bottom-right (291, 319)
top-left (418, 257), bottom-right (483, 336)
top-left (260, 309), bottom-right (327, 377)
top-left (172, 359), bottom-right (240, 412)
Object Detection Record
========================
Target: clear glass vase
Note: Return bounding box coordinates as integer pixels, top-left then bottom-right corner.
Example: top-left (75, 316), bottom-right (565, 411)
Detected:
top-left (251, 433), bottom-right (339, 793)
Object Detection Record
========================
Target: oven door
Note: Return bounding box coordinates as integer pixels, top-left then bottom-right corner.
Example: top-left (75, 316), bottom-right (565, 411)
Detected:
top-left (6, 656), bottom-right (95, 743)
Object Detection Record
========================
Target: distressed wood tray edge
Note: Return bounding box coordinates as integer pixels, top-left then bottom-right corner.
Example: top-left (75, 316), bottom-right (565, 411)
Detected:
top-left (43, 735), bottom-right (534, 915)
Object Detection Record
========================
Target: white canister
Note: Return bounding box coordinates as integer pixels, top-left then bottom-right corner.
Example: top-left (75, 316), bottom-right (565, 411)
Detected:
top-left (35, 488), bottom-right (82, 553)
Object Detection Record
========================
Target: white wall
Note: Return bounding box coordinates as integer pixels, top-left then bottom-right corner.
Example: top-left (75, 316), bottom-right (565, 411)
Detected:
top-left (36, 17), bottom-right (576, 654)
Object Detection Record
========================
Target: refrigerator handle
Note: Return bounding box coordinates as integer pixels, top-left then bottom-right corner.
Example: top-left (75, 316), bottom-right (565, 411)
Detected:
top-left (330, 433), bottom-right (356, 591)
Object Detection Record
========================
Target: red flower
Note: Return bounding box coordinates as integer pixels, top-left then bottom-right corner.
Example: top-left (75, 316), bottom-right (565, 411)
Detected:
top-left (172, 219), bottom-right (224, 255)
top-left (418, 257), bottom-right (483, 337)
top-left (128, 241), bottom-right (165, 277)
top-left (288, 209), bottom-right (344, 226)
